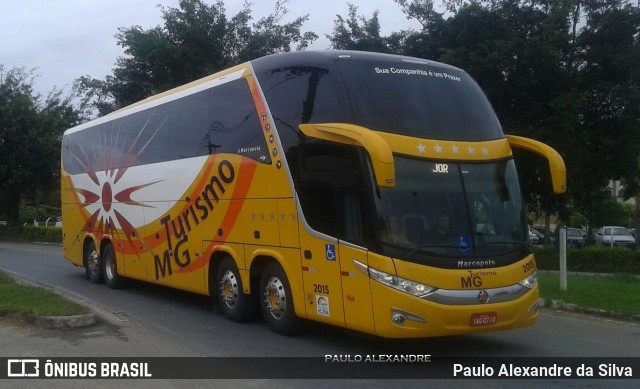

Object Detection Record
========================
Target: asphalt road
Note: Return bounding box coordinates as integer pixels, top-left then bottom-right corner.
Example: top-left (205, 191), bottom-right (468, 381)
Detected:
top-left (0, 241), bottom-right (638, 387)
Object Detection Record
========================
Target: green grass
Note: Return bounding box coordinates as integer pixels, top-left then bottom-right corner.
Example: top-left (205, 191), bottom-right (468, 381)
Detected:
top-left (538, 272), bottom-right (640, 317)
top-left (0, 270), bottom-right (89, 320)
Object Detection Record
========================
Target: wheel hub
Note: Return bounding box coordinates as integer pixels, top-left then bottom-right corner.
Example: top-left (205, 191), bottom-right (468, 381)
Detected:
top-left (264, 276), bottom-right (286, 319)
top-left (87, 250), bottom-right (99, 275)
top-left (219, 270), bottom-right (239, 308)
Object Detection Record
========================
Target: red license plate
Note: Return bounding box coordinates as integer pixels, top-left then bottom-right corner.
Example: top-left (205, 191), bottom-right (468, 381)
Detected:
top-left (470, 312), bottom-right (497, 327)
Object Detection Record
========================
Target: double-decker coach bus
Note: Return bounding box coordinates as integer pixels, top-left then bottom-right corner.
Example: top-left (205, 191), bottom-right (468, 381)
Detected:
top-left (61, 50), bottom-right (565, 337)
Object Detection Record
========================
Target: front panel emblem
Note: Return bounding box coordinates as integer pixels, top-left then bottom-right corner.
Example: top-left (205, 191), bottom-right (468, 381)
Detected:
top-left (478, 289), bottom-right (490, 304)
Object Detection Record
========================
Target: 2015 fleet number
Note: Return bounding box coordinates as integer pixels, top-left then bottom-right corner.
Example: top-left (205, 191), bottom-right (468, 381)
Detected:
top-left (314, 284), bottom-right (329, 294)
top-left (522, 259), bottom-right (535, 273)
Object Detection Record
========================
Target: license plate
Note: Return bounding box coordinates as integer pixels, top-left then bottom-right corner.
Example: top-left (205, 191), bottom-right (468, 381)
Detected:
top-left (470, 312), bottom-right (497, 327)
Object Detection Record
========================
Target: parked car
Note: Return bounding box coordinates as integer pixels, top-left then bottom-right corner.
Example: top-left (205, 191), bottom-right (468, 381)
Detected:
top-left (533, 226), bottom-right (555, 245)
top-left (529, 226), bottom-right (543, 244)
top-left (595, 226), bottom-right (637, 249)
top-left (554, 227), bottom-right (586, 249)
top-left (566, 228), bottom-right (586, 248)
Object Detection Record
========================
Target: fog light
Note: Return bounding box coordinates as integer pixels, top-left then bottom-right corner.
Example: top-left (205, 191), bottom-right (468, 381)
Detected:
top-left (529, 301), bottom-right (539, 313)
top-left (392, 313), bottom-right (406, 325)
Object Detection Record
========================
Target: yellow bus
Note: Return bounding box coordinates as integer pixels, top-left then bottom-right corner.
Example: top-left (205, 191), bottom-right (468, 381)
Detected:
top-left (61, 50), bottom-right (565, 337)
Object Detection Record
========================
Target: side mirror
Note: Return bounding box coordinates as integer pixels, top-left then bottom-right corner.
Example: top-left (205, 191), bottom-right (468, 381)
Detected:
top-left (299, 123), bottom-right (395, 188)
top-left (506, 135), bottom-right (566, 194)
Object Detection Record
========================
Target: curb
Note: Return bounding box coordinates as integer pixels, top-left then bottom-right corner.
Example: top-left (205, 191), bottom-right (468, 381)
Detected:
top-left (25, 313), bottom-right (97, 329)
top-left (1, 269), bottom-right (101, 329)
top-left (538, 297), bottom-right (640, 322)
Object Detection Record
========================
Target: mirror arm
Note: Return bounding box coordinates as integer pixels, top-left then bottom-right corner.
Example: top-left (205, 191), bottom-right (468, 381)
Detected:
top-left (299, 123), bottom-right (395, 188)
top-left (506, 135), bottom-right (566, 194)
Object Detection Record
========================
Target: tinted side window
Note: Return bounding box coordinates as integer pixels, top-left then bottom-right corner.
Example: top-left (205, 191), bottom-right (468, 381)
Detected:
top-left (258, 66), bottom-right (345, 156)
top-left (63, 78), bottom-right (269, 174)
top-left (208, 79), bottom-right (270, 163)
top-left (169, 90), bottom-right (210, 159)
top-left (295, 143), bottom-right (370, 244)
top-left (136, 104), bottom-right (171, 165)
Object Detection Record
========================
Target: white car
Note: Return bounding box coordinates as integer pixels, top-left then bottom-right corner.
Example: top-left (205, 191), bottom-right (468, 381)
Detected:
top-left (595, 226), bottom-right (637, 249)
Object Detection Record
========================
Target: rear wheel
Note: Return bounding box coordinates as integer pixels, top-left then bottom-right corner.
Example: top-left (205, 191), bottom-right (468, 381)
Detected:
top-left (84, 240), bottom-right (103, 284)
top-left (103, 243), bottom-right (126, 289)
top-left (260, 262), bottom-right (298, 335)
top-left (216, 257), bottom-right (256, 322)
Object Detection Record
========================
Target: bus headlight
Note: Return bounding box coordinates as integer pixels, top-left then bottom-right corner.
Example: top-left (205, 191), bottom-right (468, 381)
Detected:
top-left (518, 271), bottom-right (537, 289)
top-left (354, 260), bottom-right (436, 298)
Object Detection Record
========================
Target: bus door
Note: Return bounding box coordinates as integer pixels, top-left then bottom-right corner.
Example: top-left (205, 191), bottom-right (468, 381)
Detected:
top-left (294, 143), bottom-right (372, 328)
top-left (297, 192), bottom-right (346, 327)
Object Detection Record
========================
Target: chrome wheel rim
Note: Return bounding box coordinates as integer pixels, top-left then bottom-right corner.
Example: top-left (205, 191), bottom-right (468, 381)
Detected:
top-left (264, 276), bottom-right (286, 320)
top-left (105, 252), bottom-right (115, 280)
top-left (87, 249), bottom-right (99, 276)
top-left (219, 270), bottom-right (239, 309)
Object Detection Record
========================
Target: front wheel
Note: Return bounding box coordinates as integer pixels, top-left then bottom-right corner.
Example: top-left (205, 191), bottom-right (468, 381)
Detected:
top-left (260, 262), bottom-right (298, 335)
top-left (102, 243), bottom-right (126, 289)
top-left (84, 240), bottom-right (103, 284)
top-left (216, 257), bottom-right (256, 322)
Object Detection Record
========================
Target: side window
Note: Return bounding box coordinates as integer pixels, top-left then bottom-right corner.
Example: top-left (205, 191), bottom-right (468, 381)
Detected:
top-left (136, 104), bottom-right (170, 165)
top-left (259, 66), bottom-right (344, 156)
top-left (170, 90), bottom-right (209, 159)
top-left (208, 78), bottom-right (270, 163)
top-left (64, 78), bottom-right (269, 173)
top-left (296, 143), bottom-right (368, 244)
top-left (69, 123), bottom-right (111, 173)
top-left (111, 114), bottom-right (138, 168)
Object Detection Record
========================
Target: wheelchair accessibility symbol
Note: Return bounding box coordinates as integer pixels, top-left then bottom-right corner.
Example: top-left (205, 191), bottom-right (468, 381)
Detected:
top-left (457, 236), bottom-right (471, 254)
top-left (325, 244), bottom-right (336, 261)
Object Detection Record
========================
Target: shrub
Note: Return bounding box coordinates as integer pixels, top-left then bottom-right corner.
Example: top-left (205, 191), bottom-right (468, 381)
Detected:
top-left (533, 246), bottom-right (640, 274)
top-left (18, 226), bottom-right (62, 244)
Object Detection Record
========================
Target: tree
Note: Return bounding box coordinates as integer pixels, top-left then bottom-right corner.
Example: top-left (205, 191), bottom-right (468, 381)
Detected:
top-left (327, 3), bottom-right (400, 52)
top-left (560, 0), bottom-right (640, 223)
top-left (76, 0), bottom-right (317, 115)
top-left (0, 66), bottom-right (81, 226)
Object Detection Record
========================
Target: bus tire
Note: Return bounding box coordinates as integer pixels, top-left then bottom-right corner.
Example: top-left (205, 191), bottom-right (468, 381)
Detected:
top-left (217, 257), bottom-right (255, 322)
top-left (84, 240), bottom-right (103, 284)
top-left (260, 262), bottom-right (298, 335)
top-left (102, 243), bottom-right (126, 289)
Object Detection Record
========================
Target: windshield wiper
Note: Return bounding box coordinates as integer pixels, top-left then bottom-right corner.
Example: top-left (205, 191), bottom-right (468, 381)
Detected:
top-left (406, 244), bottom-right (461, 259)
top-left (481, 241), bottom-right (530, 251)
top-left (405, 240), bottom-right (529, 259)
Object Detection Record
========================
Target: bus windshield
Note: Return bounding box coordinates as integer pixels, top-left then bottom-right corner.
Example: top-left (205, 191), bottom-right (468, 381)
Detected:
top-left (335, 57), bottom-right (504, 141)
top-left (377, 157), bottom-right (528, 262)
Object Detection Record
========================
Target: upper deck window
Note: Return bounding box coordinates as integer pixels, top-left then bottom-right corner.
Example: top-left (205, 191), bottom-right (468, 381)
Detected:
top-left (335, 58), bottom-right (504, 141)
top-left (258, 66), bottom-right (345, 155)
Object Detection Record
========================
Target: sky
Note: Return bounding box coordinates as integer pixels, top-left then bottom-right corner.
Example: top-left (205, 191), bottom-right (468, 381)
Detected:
top-left (1, 0), bottom-right (421, 97)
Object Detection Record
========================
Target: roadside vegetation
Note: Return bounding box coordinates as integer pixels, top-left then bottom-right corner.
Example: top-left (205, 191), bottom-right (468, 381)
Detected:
top-left (0, 270), bottom-right (89, 321)
top-left (538, 272), bottom-right (640, 317)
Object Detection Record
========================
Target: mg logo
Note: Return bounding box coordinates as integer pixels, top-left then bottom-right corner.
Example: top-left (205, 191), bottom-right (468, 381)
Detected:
top-left (461, 275), bottom-right (483, 288)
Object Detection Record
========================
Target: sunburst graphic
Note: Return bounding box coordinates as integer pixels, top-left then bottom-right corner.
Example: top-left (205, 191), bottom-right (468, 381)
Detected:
top-left (70, 112), bottom-right (167, 248)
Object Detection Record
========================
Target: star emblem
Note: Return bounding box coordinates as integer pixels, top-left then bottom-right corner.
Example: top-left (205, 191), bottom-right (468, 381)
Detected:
top-left (417, 144), bottom-right (426, 153)
top-left (467, 146), bottom-right (475, 155)
top-left (451, 144), bottom-right (460, 154)
top-left (482, 147), bottom-right (489, 156)
top-left (434, 144), bottom-right (443, 153)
